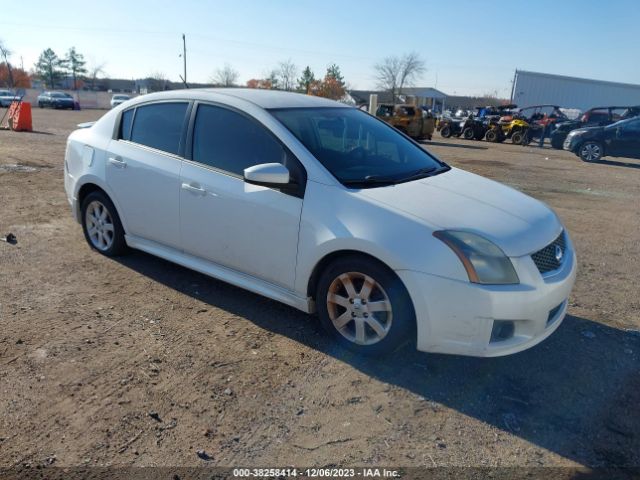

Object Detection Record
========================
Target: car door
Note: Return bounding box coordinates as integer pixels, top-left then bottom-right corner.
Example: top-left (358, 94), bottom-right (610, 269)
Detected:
top-left (610, 119), bottom-right (640, 159)
top-left (179, 103), bottom-right (305, 289)
top-left (106, 101), bottom-right (190, 249)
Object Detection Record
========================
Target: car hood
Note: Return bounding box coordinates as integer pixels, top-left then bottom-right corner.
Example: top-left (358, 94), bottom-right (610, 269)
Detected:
top-left (357, 167), bottom-right (561, 257)
top-left (571, 126), bottom-right (605, 137)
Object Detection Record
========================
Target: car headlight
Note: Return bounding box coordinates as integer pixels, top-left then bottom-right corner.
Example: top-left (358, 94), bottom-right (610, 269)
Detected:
top-left (433, 231), bottom-right (519, 285)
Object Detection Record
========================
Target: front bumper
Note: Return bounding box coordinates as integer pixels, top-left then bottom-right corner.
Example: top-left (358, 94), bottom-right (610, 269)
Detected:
top-left (398, 238), bottom-right (577, 357)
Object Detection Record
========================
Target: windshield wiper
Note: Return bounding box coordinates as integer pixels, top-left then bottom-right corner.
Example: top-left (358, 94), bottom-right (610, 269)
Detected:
top-left (342, 175), bottom-right (398, 188)
top-left (397, 166), bottom-right (440, 182)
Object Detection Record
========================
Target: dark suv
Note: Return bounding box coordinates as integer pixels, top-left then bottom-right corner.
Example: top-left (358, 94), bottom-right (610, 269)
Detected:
top-left (563, 117), bottom-right (640, 162)
top-left (550, 106), bottom-right (640, 149)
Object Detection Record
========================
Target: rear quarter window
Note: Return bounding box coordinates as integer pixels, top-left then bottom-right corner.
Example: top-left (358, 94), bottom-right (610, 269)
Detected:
top-left (120, 109), bottom-right (133, 141)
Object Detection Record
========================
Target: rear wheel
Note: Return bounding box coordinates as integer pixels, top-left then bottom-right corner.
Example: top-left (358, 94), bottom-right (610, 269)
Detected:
top-left (579, 141), bottom-right (603, 162)
top-left (462, 127), bottom-right (475, 140)
top-left (316, 256), bottom-right (415, 355)
top-left (511, 131), bottom-right (524, 145)
top-left (81, 191), bottom-right (128, 256)
top-left (485, 129), bottom-right (497, 142)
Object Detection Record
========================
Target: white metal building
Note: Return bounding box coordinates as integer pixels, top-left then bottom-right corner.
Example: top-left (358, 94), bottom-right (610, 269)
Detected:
top-left (511, 70), bottom-right (640, 111)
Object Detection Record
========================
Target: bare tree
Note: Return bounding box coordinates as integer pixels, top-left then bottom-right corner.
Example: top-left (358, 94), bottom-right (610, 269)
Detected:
top-left (0, 39), bottom-right (14, 88)
top-left (374, 52), bottom-right (425, 104)
top-left (277, 59), bottom-right (298, 91)
top-left (147, 71), bottom-right (168, 92)
top-left (87, 61), bottom-right (107, 90)
top-left (212, 63), bottom-right (239, 87)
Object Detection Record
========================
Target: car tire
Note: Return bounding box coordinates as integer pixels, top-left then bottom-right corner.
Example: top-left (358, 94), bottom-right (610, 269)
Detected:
top-left (579, 141), bottom-right (603, 162)
top-left (38, 102), bottom-right (44, 108)
top-left (316, 255), bottom-right (415, 356)
top-left (81, 191), bottom-right (128, 257)
top-left (511, 131), bottom-right (524, 145)
top-left (462, 127), bottom-right (475, 140)
top-left (440, 125), bottom-right (452, 138)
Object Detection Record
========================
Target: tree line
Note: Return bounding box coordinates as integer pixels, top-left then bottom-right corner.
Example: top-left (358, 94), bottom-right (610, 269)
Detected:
top-left (1, 37), bottom-right (426, 103)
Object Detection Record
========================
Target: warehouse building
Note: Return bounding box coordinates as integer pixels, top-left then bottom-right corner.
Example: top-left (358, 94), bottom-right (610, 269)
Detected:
top-left (511, 70), bottom-right (640, 111)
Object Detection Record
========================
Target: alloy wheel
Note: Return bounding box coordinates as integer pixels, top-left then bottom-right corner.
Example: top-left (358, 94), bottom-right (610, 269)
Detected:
top-left (85, 200), bottom-right (115, 251)
top-left (580, 143), bottom-right (601, 162)
top-left (326, 272), bottom-right (392, 345)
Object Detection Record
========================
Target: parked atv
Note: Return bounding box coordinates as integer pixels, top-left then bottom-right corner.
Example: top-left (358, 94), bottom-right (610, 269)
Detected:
top-left (438, 116), bottom-right (466, 138)
top-left (376, 104), bottom-right (435, 140)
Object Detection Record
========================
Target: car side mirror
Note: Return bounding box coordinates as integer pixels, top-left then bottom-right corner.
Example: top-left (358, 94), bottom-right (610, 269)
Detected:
top-left (244, 163), bottom-right (290, 186)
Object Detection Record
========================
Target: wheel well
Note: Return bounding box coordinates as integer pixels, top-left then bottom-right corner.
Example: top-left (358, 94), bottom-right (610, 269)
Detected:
top-left (306, 250), bottom-right (396, 300)
top-left (77, 183), bottom-right (107, 208)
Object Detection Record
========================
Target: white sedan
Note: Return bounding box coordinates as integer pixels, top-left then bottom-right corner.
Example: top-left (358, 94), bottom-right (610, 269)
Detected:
top-left (110, 94), bottom-right (131, 108)
top-left (64, 89), bottom-right (577, 357)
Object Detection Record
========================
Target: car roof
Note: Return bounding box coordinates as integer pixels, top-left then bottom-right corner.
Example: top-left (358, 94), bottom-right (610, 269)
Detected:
top-left (130, 88), bottom-right (350, 110)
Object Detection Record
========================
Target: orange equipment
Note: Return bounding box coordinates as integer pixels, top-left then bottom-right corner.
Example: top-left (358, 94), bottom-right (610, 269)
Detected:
top-left (2, 100), bottom-right (33, 132)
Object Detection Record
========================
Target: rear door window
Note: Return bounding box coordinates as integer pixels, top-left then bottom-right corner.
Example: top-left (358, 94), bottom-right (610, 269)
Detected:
top-left (129, 102), bottom-right (188, 155)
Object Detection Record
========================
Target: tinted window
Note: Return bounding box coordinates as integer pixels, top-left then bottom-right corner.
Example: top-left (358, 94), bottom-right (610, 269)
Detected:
top-left (192, 104), bottom-right (285, 175)
top-left (120, 109), bottom-right (134, 141)
top-left (130, 102), bottom-right (188, 155)
top-left (622, 119), bottom-right (640, 132)
top-left (271, 107), bottom-right (445, 186)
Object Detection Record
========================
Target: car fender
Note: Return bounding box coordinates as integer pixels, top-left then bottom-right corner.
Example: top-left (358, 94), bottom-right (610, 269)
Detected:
top-left (294, 181), bottom-right (469, 297)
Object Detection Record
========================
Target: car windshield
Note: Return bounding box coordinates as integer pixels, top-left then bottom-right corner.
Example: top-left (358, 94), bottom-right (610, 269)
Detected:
top-left (270, 107), bottom-right (447, 187)
top-left (114, 95), bottom-right (129, 100)
top-left (50, 93), bottom-right (66, 98)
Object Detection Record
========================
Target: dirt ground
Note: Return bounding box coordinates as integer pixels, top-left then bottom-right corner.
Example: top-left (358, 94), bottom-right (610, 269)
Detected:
top-left (1, 108), bottom-right (639, 472)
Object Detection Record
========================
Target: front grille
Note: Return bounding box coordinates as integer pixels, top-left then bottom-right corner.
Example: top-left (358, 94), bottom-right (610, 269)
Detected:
top-left (532, 231), bottom-right (566, 274)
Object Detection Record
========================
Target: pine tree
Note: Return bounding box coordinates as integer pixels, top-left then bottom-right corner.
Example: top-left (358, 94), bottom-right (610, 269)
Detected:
top-left (65, 47), bottom-right (87, 90)
top-left (35, 48), bottom-right (64, 88)
top-left (297, 66), bottom-right (315, 93)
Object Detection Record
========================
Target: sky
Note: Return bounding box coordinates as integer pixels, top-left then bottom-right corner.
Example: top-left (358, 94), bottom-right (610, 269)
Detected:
top-left (1, 0), bottom-right (639, 97)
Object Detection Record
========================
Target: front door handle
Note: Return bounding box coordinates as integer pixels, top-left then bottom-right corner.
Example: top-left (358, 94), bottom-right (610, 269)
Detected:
top-left (108, 156), bottom-right (127, 168)
top-left (181, 182), bottom-right (206, 195)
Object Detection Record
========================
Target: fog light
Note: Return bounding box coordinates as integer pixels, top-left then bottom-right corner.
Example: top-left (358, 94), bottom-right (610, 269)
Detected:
top-left (490, 320), bottom-right (515, 343)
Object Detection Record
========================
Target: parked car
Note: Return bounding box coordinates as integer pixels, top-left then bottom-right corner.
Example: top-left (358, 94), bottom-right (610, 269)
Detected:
top-left (0, 89), bottom-right (20, 107)
top-left (551, 106), bottom-right (640, 149)
top-left (375, 103), bottom-right (435, 140)
top-left (37, 91), bottom-right (75, 109)
top-left (110, 94), bottom-right (131, 108)
top-left (64, 89), bottom-right (576, 357)
top-left (564, 116), bottom-right (640, 162)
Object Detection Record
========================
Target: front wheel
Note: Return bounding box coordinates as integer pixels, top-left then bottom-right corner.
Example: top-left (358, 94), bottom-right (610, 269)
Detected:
top-left (81, 191), bottom-right (128, 256)
top-left (440, 125), bottom-right (452, 138)
top-left (579, 141), bottom-right (603, 162)
top-left (316, 256), bottom-right (415, 355)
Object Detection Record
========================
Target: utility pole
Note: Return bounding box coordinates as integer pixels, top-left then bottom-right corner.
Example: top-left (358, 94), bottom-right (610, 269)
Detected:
top-left (180, 33), bottom-right (187, 87)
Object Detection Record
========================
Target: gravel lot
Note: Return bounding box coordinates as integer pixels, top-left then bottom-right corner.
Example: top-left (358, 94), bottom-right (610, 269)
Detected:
top-left (1, 108), bottom-right (639, 471)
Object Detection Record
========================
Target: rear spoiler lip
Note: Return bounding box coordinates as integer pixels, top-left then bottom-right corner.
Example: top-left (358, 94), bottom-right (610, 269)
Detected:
top-left (77, 121), bottom-right (96, 129)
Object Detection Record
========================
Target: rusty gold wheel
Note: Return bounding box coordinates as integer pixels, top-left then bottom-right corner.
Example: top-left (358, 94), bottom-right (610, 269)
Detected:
top-left (326, 272), bottom-right (392, 346)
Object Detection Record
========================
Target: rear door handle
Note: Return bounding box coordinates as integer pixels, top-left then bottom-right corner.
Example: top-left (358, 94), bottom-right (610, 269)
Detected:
top-left (181, 182), bottom-right (206, 195)
top-left (108, 156), bottom-right (127, 168)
